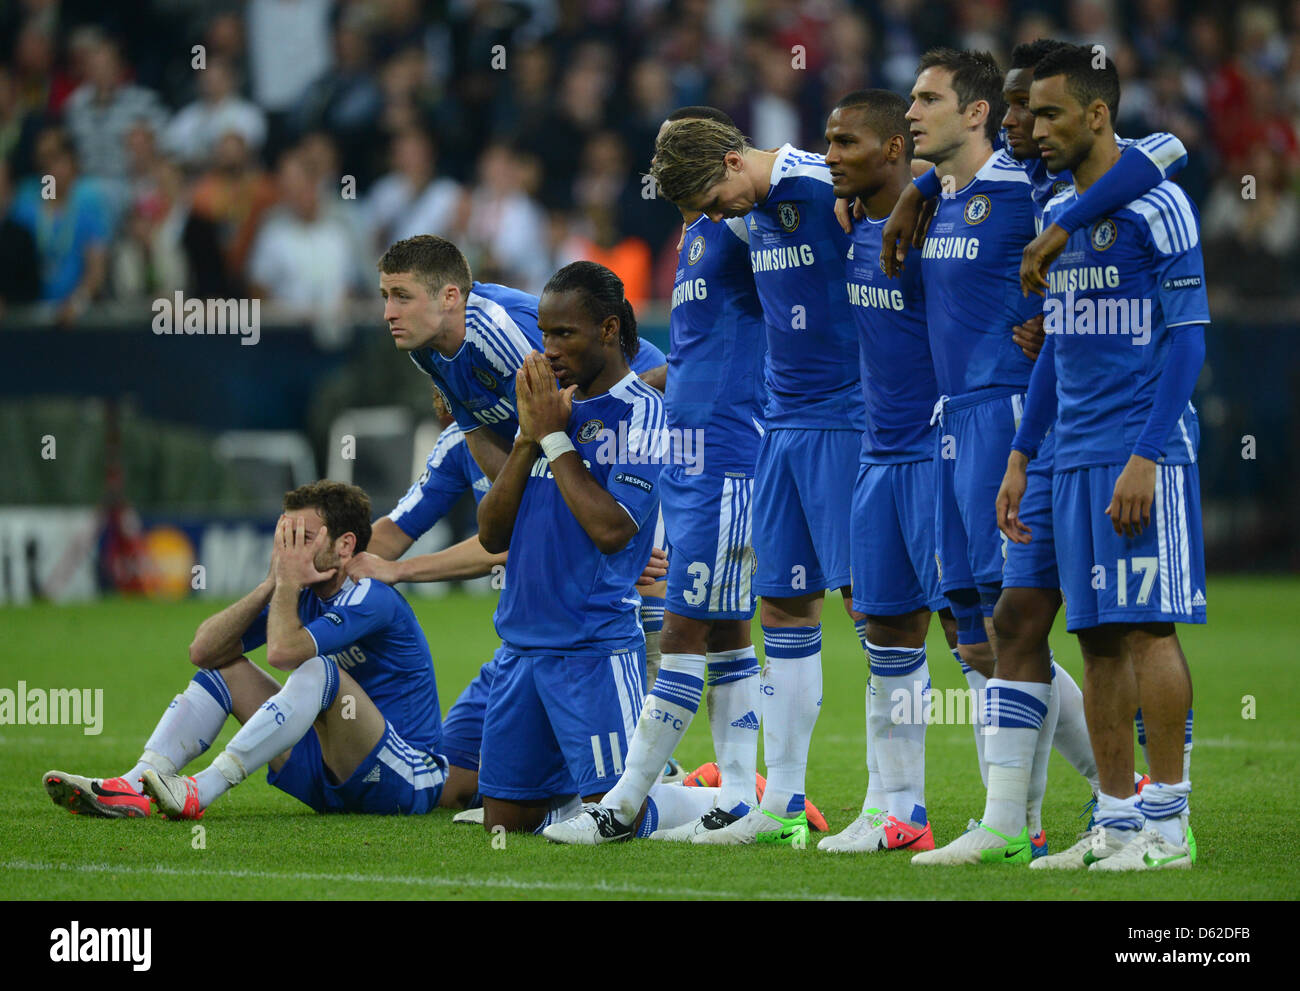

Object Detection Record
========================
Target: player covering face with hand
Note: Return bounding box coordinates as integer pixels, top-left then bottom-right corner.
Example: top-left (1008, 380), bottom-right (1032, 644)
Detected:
top-left (44, 481), bottom-right (451, 820)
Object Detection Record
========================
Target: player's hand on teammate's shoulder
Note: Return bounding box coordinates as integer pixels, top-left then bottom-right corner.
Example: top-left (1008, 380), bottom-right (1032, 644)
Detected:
top-left (1106, 454), bottom-right (1157, 538)
top-left (996, 451), bottom-right (1033, 544)
top-left (913, 197), bottom-right (937, 249)
top-left (347, 551), bottom-right (398, 586)
top-left (833, 196), bottom-right (855, 234)
top-left (880, 183), bottom-right (925, 277)
top-left (636, 547), bottom-right (669, 586)
top-left (1012, 313), bottom-right (1046, 362)
top-left (1020, 223), bottom-right (1069, 297)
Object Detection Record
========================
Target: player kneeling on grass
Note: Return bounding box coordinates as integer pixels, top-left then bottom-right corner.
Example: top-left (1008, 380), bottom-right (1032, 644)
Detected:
top-left (44, 481), bottom-right (452, 819)
top-left (475, 261), bottom-right (721, 838)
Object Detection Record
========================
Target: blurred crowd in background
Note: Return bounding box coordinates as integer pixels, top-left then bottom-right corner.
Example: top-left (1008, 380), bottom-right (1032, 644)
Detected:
top-left (0, 0), bottom-right (1292, 332)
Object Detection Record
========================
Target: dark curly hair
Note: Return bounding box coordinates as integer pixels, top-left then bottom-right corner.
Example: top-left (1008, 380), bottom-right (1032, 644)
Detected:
top-left (282, 480), bottom-right (372, 553)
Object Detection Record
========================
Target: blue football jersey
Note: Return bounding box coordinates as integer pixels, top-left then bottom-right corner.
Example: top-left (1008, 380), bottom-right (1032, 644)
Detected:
top-left (631, 337), bottom-right (667, 375)
top-left (241, 578), bottom-right (442, 753)
top-left (847, 213), bottom-right (937, 463)
top-left (387, 423), bottom-right (490, 540)
top-left (408, 282), bottom-right (542, 443)
top-left (921, 150), bottom-right (1039, 397)
top-left (493, 373), bottom-right (666, 654)
top-left (668, 214), bottom-right (767, 475)
top-left (1040, 181), bottom-right (1209, 468)
top-left (748, 145), bottom-right (863, 431)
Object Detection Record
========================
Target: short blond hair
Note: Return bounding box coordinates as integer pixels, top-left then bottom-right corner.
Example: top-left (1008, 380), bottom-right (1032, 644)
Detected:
top-left (650, 118), bottom-right (751, 204)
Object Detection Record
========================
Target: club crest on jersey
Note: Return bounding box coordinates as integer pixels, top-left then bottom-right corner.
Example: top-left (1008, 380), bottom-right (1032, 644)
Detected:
top-left (577, 419), bottom-right (604, 443)
top-left (687, 235), bottom-right (706, 265)
top-left (963, 194), bottom-right (992, 226)
top-left (1090, 219), bottom-right (1118, 251)
top-left (1052, 179), bottom-right (1072, 196)
top-left (777, 202), bottom-right (800, 232)
top-left (473, 367), bottom-right (497, 390)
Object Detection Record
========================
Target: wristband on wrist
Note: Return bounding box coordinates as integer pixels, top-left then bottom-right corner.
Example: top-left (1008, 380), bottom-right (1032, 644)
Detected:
top-left (540, 431), bottom-right (575, 462)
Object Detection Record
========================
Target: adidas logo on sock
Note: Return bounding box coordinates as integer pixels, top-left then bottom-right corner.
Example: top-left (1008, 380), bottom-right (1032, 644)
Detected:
top-left (730, 710), bottom-right (760, 730)
top-left (362, 765), bottom-right (382, 784)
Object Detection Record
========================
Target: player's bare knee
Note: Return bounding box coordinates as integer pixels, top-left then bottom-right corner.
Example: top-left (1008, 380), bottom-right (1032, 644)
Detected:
top-left (865, 609), bottom-right (928, 648)
top-left (705, 619), bottom-right (750, 654)
top-left (761, 591), bottom-right (822, 627)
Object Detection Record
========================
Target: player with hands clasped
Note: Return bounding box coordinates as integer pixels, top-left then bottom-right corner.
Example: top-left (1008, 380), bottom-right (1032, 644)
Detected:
top-left (477, 261), bottom-right (722, 839)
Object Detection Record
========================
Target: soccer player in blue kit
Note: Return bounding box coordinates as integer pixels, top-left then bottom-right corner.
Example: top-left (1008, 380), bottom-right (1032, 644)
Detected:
top-left (378, 235), bottom-right (673, 692)
top-left (45, 482), bottom-right (451, 819)
top-left (648, 116), bottom-right (862, 845)
top-left (820, 89), bottom-right (959, 854)
top-left (1000, 46), bottom-right (1205, 871)
top-left (348, 394), bottom-right (506, 811)
top-left (475, 261), bottom-right (721, 836)
top-left (545, 107), bottom-right (770, 844)
top-left (379, 236), bottom-right (543, 484)
top-left (880, 49), bottom-right (1041, 821)
top-left (900, 43), bottom-right (1191, 864)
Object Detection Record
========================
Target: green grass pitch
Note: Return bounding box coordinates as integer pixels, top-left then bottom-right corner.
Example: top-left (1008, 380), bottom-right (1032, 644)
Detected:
top-left (3, 575), bottom-right (1297, 900)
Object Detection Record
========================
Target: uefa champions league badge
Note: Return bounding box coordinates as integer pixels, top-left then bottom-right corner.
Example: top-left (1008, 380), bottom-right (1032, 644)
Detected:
top-left (1090, 219), bottom-right (1118, 251)
top-left (474, 367), bottom-right (497, 390)
top-left (577, 419), bottom-right (604, 443)
top-left (687, 235), bottom-right (706, 265)
top-left (963, 194), bottom-right (991, 225)
top-left (778, 202), bottom-right (800, 232)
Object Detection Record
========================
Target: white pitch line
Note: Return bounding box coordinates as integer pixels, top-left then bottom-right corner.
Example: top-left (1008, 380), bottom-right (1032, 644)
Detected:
top-left (1, 860), bottom-right (866, 901)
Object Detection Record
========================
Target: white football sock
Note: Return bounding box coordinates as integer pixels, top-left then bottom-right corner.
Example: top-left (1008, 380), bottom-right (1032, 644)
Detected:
top-left (1137, 780), bottom-right (1190, 845)
top-left (601, 653), bottom-right (704, 823)
top-left (868, 641), bottom-right (929, 827)
top-left (705, 647), bottom-right (760, 813)
top-left (124, 669), bottom-right (233, 791)
top-left (194, 656), bottom-right (339, 808)
top-left (1052, 657), bottom-right (1098, 791)
top-left (759, 626), bottom-right (822, 816)
top-left (1026, 670), bottom-right (1060, 835)
top-left (856, 620), bottom-right (886, 814)
top-left (635, 783), bottom-right (721, 836)
top-left (982, 678), bottom-right (1050, 835)
top-left (1093, 791), bottom-right (1143, 838)
top-left (955, 648), bottom-right (989, 787)
top-left (533, 795), bottom-right (583, 835)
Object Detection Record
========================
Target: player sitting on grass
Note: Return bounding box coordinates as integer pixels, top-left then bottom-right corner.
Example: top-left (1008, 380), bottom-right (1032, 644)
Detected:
top-left (44, 481), bottom-right (452, 819)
